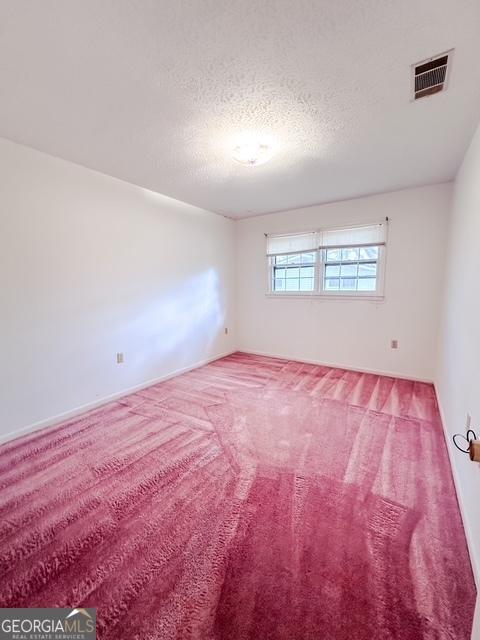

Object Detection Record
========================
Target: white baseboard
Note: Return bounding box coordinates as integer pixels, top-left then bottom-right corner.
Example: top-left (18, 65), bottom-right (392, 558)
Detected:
top-left (238, 349), bottom-right (432, 383)
top-left (434, 384), bottom-right (479, 591)
top-left (0, 350), bottom-right (236, 446)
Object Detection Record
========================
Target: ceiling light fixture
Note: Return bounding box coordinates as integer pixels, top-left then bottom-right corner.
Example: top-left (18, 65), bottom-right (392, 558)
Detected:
top-left (232, 139), bottom-right (274, 166)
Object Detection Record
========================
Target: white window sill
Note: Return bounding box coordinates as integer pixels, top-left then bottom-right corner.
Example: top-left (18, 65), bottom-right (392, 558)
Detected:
top-left (265, 293), bottom-right (385, 301)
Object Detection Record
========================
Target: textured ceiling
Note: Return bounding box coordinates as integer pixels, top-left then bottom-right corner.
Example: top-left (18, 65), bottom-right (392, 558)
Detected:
top-left (1, 1), bottom-right (480, 218)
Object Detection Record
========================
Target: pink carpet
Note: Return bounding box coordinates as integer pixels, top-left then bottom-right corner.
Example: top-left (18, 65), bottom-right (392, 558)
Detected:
top-left (0, 352), bottom-right (475, 639)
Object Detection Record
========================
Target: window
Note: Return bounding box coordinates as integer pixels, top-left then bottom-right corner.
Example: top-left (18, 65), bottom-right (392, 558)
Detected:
top-left (272, 252), bottom-right (316, 292)
top-left (324, 246), bottom-right (378, 292)
top-left (267, 223), bottom-right (387, 297)
top-left (267, 231), bottom-right (318, 294)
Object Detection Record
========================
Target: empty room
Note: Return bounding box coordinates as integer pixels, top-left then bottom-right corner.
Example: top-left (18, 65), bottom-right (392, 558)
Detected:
top-left (1, 1), bottom-right (480, 638)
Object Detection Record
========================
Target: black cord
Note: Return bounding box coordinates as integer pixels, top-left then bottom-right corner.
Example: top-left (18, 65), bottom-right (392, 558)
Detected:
top-left (453, 430), bottom-right (477, 454)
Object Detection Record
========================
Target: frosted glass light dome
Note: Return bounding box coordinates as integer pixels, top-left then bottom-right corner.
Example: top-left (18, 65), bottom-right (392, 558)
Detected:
top-left (232, 140), bottom-right (274, 166)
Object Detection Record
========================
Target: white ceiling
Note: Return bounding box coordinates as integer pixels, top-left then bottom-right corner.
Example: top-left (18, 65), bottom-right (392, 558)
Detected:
top-left (1, 1), bottom-right (480, 219)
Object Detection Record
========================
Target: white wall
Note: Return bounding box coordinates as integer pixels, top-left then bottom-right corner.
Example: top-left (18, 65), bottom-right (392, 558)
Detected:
top-left (436, 120), bottom-right (480, 589)
top-left (0, 138), bottom-right (235, 441)
top-left (236, 184), bottom-right (451, 381)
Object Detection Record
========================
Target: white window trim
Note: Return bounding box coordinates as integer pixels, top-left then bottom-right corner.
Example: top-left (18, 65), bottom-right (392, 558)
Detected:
top-left (266, 222), bottom-right (388, 300)
top-left (266, 251), bottom-right (318, 297)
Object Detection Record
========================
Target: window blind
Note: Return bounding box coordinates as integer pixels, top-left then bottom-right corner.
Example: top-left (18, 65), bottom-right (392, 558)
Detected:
top-left (266, 231), bottom-right (317, 256)
top-left (318, 223), bottom-right (386, 250)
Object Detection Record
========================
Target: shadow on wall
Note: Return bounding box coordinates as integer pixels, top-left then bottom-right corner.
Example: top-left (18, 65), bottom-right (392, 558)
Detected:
top-left (126, 268), bottom-right (225, 372)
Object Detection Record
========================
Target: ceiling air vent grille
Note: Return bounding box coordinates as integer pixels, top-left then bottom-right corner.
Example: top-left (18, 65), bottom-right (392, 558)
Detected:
top-left (412, 50), bottom-right (453, 100)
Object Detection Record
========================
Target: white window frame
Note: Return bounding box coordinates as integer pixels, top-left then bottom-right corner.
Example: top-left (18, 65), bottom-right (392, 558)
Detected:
top-left (267, 250), bottom-right (319, 296)
top-left (319, 244), bottom-right (386, 298)
top-left (266, 222), bottom-right (387, 300)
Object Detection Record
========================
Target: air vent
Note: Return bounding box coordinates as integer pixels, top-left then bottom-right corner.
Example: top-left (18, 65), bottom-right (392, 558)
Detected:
top-left (412, 50), bottom-right (453, 100)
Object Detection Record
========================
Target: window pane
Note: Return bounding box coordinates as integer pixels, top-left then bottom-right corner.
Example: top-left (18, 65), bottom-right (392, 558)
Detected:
top-left (281, 251), bottom-right (316, 265)
top-left (359, 246), bottom-right (379, 260)
top-left (271, 250), bottom-right (318, 294)
top-left (341, 247), bottom-right (359, 261)
top-left (340, 264), bottom-right (357, 277)
top-left (300, 252), bottom-right (315, 264)
top-left (323, 243), bottom-right (380, 294)
top-left (325, 278), bottom-right (340, 290)
top-left (358, 263), bottom-right (377, 277)
top-left (326, 248), bottom-right (341, 261)
top-left (286, 267), bottom-right (300, 278)
top-left (287, 253), bottom-right (302, 264)
top-left (285, 280), bottom-right (300, 291)
top-left (299, 278), bottom-right (314, 291)
top-left (325, 264), bottom-right (340, 277)
top-left (300, 266), bottom-right (314, 278)
top-left (357, 278), bottom-right (377, 291)
top-left (341, 278), bottom-right (357, 290)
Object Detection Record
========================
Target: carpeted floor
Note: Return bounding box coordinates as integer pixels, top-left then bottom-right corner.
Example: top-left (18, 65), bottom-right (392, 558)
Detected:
top-left (0, 352), bottom-right (475, 639)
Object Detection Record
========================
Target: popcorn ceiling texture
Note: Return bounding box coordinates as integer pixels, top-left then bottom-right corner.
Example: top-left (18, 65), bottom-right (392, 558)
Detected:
top-left (0, 353), bottom-right (475, 639)
top-left (0, 1), bottom-right (480, 216)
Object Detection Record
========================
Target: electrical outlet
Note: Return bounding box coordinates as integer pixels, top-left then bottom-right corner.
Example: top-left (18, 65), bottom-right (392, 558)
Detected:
top-left (224, 327), bottom-right (228, 335)
top-left (116, 352), bottom-right (124, 364)
top-left (391, 339), bottom-right (399, 349)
